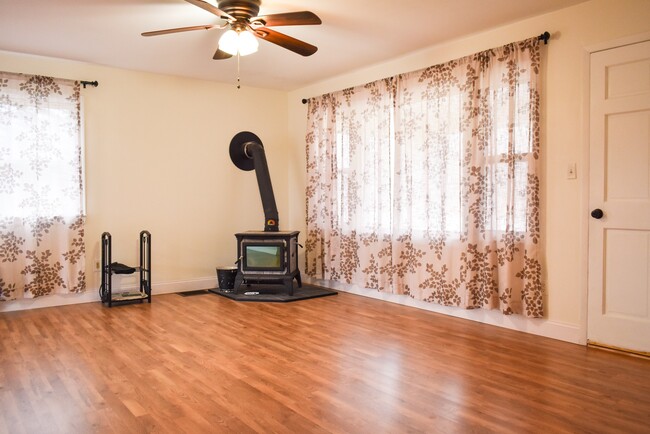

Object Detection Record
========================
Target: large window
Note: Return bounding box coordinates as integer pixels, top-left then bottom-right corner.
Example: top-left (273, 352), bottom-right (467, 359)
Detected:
top-left (305, 37), bottom-right (543, 317)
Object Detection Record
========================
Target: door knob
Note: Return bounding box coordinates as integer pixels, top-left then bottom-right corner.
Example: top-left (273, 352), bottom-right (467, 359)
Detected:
top-left (591, 208), bottom-right (604, 219)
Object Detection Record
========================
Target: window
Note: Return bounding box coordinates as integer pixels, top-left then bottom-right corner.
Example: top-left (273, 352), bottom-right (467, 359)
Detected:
top-left (0, 72), bottom-right (86, 300)
top-left (0, 74), bottom-right (84, 219)
top-left (305, 37), bottom-right (543, 317)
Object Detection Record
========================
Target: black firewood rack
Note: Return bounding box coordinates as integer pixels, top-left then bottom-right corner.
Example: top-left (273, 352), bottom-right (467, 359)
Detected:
top-left (99, 231), bottom-right (152, 307)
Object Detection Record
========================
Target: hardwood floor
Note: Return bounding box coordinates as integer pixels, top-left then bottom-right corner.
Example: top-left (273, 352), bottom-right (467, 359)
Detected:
top-left (1, 291), bottom-right (649, 433)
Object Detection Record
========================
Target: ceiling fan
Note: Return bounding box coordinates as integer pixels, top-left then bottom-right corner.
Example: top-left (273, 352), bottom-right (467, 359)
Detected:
top-left (142, 0), bottom-right (321, 59)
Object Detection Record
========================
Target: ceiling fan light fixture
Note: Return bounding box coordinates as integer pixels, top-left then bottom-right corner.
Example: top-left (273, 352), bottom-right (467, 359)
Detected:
top-left (218, 29), bottom-right (259, 56)
top-left (238, 30), bottom-right (259, 56)
top-left (218, 29), bottom-right (239, 55)
top-left (142, 1), bottom-right (321, 60)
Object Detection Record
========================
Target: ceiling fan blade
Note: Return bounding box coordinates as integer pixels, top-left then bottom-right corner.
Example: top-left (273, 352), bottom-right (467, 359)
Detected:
top-left (213, 48), bottom-right (233, 60)
top-left (185, 0), bottom-right (234, 20)
top-left (254, 28), bottom-right (317, 56)
top-left (252, 11), bottom-right (321, 27)
top-left (142, 24), bottom-right (219, 37)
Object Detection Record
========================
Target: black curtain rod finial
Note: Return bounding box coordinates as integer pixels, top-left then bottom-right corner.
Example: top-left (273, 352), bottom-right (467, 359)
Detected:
top-left (81, 80), bottom-right (99, 88)
top-left (538, 31), bottom-right (550, 44)
top-left (302, 98), bottom-right (308, 104)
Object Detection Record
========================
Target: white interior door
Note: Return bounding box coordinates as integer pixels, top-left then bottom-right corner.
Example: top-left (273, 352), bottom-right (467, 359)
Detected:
top-left (588, 40), bottom-right (650, 354)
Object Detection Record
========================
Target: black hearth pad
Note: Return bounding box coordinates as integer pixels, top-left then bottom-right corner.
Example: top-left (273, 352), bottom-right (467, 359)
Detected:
top-left (208, 283), bottom-right (337, 303)
top-left (177, 290), bottom-right (211, 297)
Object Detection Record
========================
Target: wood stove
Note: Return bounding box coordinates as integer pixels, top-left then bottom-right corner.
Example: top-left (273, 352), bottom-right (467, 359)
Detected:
top-left (233, 231), bottom-right (301, 294)
top-left (228, 131), bottom-right (302, 295)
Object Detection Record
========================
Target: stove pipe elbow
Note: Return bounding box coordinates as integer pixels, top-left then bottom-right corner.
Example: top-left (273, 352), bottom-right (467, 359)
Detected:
top-left (243, 141), bottom-right (279, 232)
top-left (229, 131), bottom-right (280, 232)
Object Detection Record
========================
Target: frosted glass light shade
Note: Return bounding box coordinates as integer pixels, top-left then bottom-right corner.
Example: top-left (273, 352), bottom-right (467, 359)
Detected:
top-left (238, 31), bottom-right (259, 56)
top-left (218, 30), bottom-right (239, 55)
top-left (218, 29), bottom-right (259, 56)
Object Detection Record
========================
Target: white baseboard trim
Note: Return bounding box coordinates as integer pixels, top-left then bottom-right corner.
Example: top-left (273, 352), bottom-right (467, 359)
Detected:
top-left (1, 276), bottom-right (583, 345)
top-left (308, 278), bottom-right (583, 345)
top-left (0, 276), bottom-right (217, 313)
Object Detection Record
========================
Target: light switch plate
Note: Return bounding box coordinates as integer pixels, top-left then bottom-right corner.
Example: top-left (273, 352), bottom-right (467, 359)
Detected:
top-left (567, 162), bottom-right (577, 179)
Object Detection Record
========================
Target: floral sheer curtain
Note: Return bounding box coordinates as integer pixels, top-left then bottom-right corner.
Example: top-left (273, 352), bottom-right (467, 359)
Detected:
top-left (305, 37), bottom-right (543, 317)
top-left (0, 72), bottom-right (86, 300)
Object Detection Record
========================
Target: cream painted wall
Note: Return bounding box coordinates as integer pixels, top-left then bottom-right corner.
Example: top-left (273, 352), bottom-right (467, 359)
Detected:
top-left (286, 0), bottom-right (650, 343)
top-left (0, 50), bottom-right (289, 308)
top-left (3, 0), bottom-right (649, 341)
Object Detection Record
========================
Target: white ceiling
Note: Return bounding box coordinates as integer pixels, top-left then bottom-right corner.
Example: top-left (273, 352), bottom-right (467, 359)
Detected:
top-left (0, 0), bottom-right (588, 91)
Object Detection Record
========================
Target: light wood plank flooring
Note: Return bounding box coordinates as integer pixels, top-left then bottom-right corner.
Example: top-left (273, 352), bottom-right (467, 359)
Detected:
top-left (1, 291), bottom-right (649, 433)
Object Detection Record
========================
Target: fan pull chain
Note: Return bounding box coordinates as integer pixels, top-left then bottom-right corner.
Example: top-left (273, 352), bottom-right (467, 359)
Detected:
top-left (237, 52), bottom-right (241, 89)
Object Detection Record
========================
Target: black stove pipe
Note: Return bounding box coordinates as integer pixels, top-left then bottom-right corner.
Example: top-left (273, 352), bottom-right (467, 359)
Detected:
top-left (229, 131), bottom-right (279, 232)
top-left (245, 141), bottom-right (279, 231)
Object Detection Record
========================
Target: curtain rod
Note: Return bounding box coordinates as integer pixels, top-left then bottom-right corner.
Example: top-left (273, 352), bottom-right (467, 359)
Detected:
top-left (538, 31), bottom-right (550, 45)
top-left (80, 80), bottom-right (99, 88)
top-left (1, 72), bottom-right (99, 88)
top-left (301, 31), bottom-right (551, 105)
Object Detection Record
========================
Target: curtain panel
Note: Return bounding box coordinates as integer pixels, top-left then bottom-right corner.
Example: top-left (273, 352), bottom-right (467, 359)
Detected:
top-left (0, 72), bottom-right (86, 300)
top-left (305, 37), bottom-right (543, 317)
